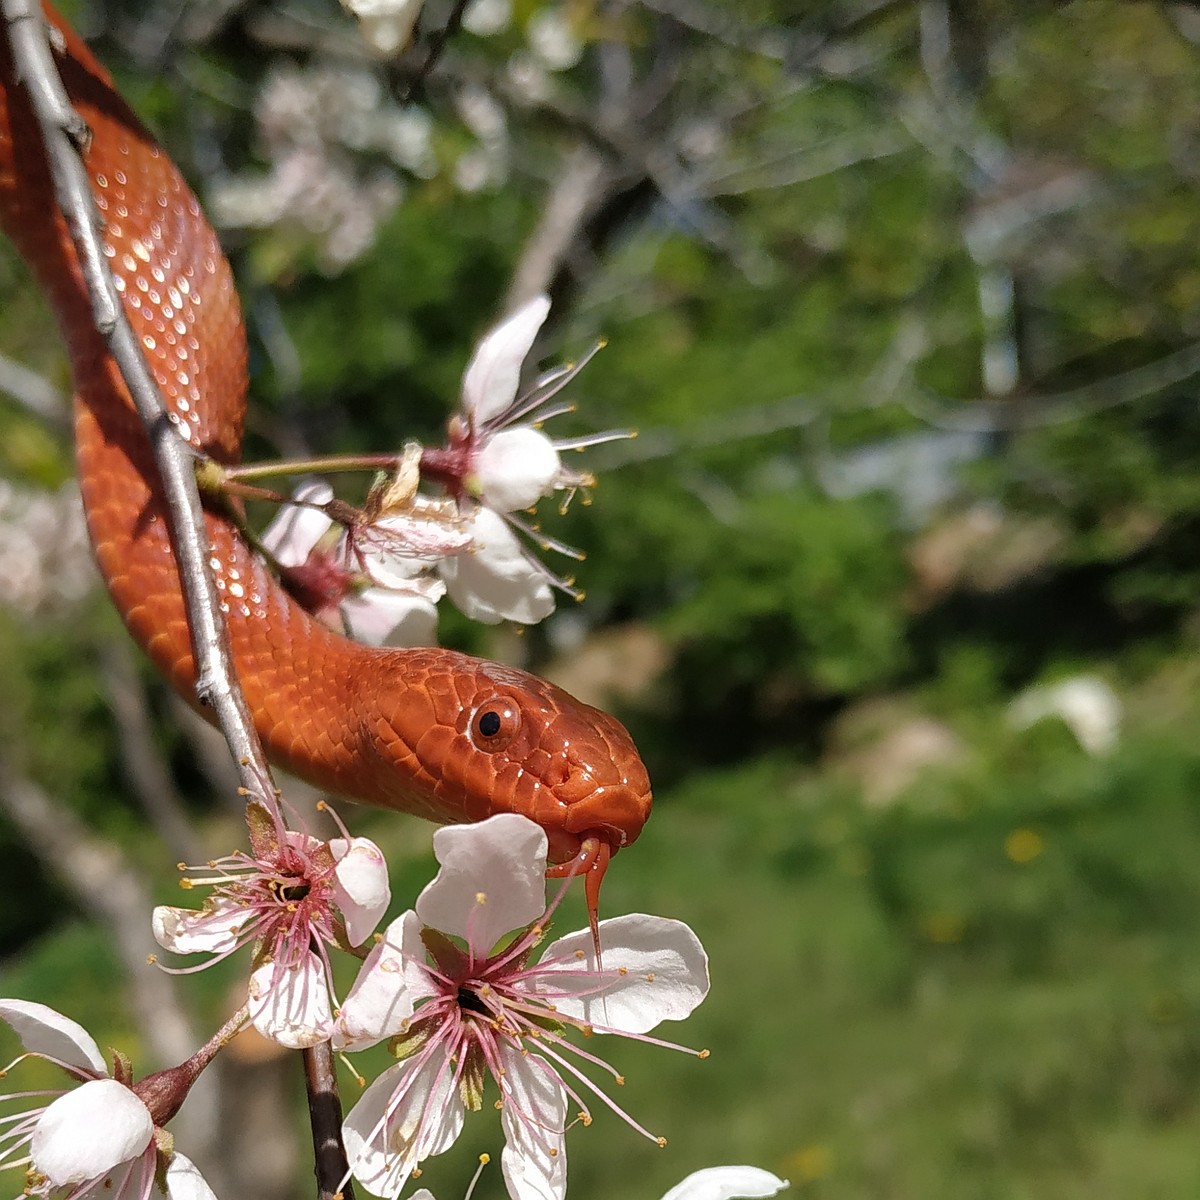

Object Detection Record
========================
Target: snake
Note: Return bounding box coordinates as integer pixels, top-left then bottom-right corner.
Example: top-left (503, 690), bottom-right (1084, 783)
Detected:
top-left (0, 2), bottom-right (651, 918)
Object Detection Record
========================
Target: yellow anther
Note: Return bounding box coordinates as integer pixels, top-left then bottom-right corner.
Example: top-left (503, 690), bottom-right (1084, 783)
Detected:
top-left (494, 1099), bottom-right (504, 1110)
top-left (698, 1048), bottom-right (711, 1059)
top-left (618, 966), bottom-right (628, 976)
top-left (656, 1137), bottom-right (668, 1148)
top-left (146, 954), bottom-right (157, 965)
top-left (548, 1149), bottom-right (558, 1158)
top-left (645, 973), bottom-right (655, 982)
top-left (614, 1075), bottom-right (625, 1086)
top-left (574, 949), bottom-right (585, 959)
top-left (479, 1154), bottom-right (491, 1166)
top-left (175, 862), bottom-right (186, 871)
top-left (476, 891), bottom-right (487, 904)
top-left (179, 879), bottom-right (193, 890)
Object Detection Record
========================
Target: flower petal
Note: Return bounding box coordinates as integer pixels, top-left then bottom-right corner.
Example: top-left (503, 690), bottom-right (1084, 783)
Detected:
top-left (0, 999), bottom-right (105, 1075)
top-left (248, 951), bottom-right (333, 1049)
top-left (660, 1166), bottom-right (791, 1200)
top-left (152, 899), bottom-right (251, 955)
top-left (334, 911), bottom-right (436, 1051)
top-left (31, 1078), bottom-right (152, 1186)
top-left (475, 427), bottom-right (561, 512)
top-left (497, 1046), bottom-right (568, 1200)
top-left (536, 914), bottom-right (710, 1034)
top-left (440, 508), bottom-right (554, 625)
top-left (165, 1152), bottom-right (221, 1200)
top-left (343, 588), bottom-right (440, 648)
top-left (343, 1053), bottom-right (465, 1198)
top-left (261, 480), bottom-right (335, 567)
top-left (462, 295), bottom-right (551, 424)
top-left (330, 836), bottom-right (391, 946)
top-left (416, 814), bottom-right (548, 953)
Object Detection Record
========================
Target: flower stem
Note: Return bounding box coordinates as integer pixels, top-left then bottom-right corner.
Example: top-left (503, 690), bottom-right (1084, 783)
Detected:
top-left (221, 453), bottom-right (404, 483)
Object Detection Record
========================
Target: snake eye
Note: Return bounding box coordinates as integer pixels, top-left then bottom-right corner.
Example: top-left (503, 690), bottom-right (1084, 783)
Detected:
top-left (470, 698), bottom-right (520, 751)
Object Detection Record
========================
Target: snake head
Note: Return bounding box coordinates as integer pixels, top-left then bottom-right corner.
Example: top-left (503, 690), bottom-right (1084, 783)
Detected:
top-left (364, 647), bottom-right (652, 885)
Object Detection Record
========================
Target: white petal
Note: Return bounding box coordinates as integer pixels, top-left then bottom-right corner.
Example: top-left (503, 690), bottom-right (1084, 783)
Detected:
top-left (475, 428), bottom-right (561, 512)
top-left (152, 900), bottom-right (250, 955)
top-left (343, 0), bottom-right (423, 55)
top-left (0, 999), bottom-right (105, 1075)
top-left (343, 1054), bottom-right (465, 1198)
top-left (497, 1046), bottom-right (567, 1200)
top-left (416, 814), bottom-right (547, 952)
top-left (536, 915), bottom-right (709, 1034)
top-left (660, 1167), bottom-right (791, 1200)
top-left (440, 509), bottom-right (554, 625)
top-left (333, 911), bottom-right (437, 1052)
top-left (329, 836), bottom-right (391, 946)
top-left (343, 588), bottom-right (440, 648)
top-left (461, 295), bottom-right (551, 423)
top-left (31, 1079), bottom-right (153, 1186)
top-left (368, 511), bottom-right (473, 565)
top-left (165, 1152), bottom-right (221, 1200)
top-left (248, 952), bottom-right (333, 1049)
top-left (260, 480), bottom-right (335, 567)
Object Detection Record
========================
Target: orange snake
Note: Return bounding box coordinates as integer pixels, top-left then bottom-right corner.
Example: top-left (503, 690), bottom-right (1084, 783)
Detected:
top-left (0, 4), bottom-right (650, 911)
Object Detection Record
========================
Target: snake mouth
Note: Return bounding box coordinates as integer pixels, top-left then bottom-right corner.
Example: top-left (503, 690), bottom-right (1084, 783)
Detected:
top-left (561, 784), bottom-right (651, 850)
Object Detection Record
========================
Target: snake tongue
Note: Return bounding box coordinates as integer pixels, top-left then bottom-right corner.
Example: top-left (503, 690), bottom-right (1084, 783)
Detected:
top-left (582, 837), bottom-right (612, 963)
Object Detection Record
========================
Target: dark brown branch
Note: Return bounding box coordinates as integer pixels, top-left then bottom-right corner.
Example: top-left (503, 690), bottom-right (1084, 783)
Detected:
top-left (305, 1040), bottom-right (355, 1200)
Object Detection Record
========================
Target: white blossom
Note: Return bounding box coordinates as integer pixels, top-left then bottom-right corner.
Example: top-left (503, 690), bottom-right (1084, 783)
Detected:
top-left (335, 815), bottom-right (710, 1200)
top-left (153, 828), bottom-right (390, 1049)
top-left (0, 1001), bottom-right (217, 1200)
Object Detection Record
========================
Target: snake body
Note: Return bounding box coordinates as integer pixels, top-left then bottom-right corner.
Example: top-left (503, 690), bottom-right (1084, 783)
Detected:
top-left (0, 5), bottom-right (650, 881)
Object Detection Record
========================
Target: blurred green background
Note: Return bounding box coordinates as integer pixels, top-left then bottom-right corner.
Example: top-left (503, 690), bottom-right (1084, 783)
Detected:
top-left (6, 0), bottom-right (1200, 1196)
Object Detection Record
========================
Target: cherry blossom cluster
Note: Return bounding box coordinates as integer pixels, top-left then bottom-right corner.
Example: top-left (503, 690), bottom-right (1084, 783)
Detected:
top-left (1, 815), bottom-right (788, 1200)
top-left (260, 294), bottom-right (626, 647)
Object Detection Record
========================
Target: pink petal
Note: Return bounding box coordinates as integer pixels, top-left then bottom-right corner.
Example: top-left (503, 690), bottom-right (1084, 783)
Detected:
top-left (475, 427), bottom-right (561, 512)
top-left (248, 952), bottom-right (333, 1049)
top-left (440, 509), bottom-right (554, 625)
top-left (536, 914), bottom-right (709, 1034)
top-left (0, 999), bottom-right (105, 1075)
top-left (660, 1167), bottom-right (791, 1200)
top-left (461, 295), bottom-right (551, 424)
top-left (416, 815), bottom-right (548, 953)
top-left (31, 1079), bottom-right (153, 1186)
top-left (260, 480), bottom-right (335, 567)
top-left (334, 911), bottom-right (437, 1052)
top-left (497, 1046), bottom-right (568, 1200)
top-left (329, 836), bottom-right (391, 946)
